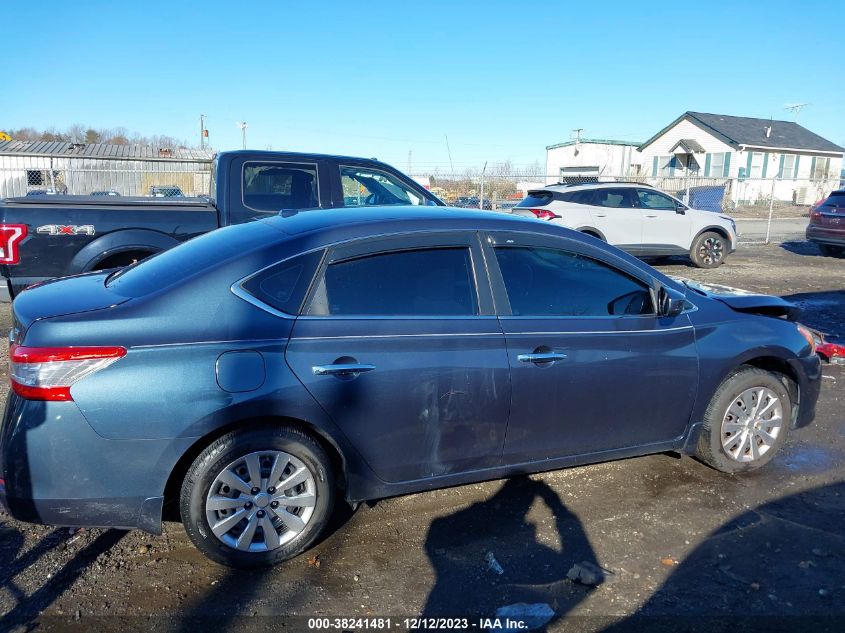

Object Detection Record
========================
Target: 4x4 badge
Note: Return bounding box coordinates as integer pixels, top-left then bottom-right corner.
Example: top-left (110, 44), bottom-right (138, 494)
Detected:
top-left (36, 225), bottom-right (96, 236)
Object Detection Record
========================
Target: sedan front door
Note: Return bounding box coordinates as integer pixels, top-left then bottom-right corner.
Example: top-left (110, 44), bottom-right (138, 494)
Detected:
top-left (284, 233), bottom-right (512, 483)
top-left (485, 232), bottom-right (699, 462)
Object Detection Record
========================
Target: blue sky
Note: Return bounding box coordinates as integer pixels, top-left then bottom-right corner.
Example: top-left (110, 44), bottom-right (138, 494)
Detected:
top-left (2, 0), bottom-right (843, 175)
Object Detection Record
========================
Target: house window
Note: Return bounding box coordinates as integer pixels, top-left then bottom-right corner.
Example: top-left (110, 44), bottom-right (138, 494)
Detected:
top-left (749, 152), bottom-right (765, 179)
top-left (812, 157), bottom-right (831, 179)
top-left (657, 155), bottom-right (674, 177)
top-left (779, 155), bottom-right (797, 180)
top-left (706, 152), bottom-right (729, 177)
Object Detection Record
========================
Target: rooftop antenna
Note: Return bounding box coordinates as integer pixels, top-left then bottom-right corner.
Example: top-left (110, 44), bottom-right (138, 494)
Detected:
top-left (236, 121), bottom-right (248, 149)
top-left (571, 128), bottom-right (584, 143)
top-left (784, 103), bottom-right (810, 121)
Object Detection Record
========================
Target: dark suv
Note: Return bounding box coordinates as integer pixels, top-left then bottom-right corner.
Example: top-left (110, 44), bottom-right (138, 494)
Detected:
top-left (807, 190), bottom-right (845, 256)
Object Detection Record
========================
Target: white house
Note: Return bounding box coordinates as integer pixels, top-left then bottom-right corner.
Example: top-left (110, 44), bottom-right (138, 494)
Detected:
top-left (638, 112), bottom-right (844, 204)
top-left (545, 139), bottom-right (642, 184)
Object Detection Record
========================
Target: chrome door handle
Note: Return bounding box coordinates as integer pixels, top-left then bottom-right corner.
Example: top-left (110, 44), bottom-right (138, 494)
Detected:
top-left (312, 363), bottom-right (376, 376)
top-left (517, 352), bottom-right (567, 364)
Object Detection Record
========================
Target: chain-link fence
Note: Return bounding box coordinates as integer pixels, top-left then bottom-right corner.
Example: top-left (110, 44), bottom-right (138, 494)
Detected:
top-left (0, 153), bottom-right (212, 199)
top-left (419, 173), bottom-right (843, 219)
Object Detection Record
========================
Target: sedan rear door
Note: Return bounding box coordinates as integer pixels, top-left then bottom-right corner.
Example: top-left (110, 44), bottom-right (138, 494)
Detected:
top-left (284, 232), bottom-right (512, 483)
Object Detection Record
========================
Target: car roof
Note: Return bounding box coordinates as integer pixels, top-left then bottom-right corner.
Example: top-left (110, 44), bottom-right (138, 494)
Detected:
top-left (263, 205), bottom-right (529, 236)
top-left (537, 181), bottom-right (657, 193)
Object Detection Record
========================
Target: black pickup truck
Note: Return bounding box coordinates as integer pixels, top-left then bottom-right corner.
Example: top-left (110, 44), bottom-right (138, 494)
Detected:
top-left (0, 150), bottom-right (443, 299)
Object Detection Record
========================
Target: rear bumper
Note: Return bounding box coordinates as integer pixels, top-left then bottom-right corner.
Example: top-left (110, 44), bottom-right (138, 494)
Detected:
top-left (806, 225), bottom-right (845, 247)
top-left (0, 394), bottom-right (193, 533)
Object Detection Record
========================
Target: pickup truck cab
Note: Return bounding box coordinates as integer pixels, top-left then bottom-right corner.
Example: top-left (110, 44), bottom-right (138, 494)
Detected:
top-left (0, 150), bottom-right (443, 298)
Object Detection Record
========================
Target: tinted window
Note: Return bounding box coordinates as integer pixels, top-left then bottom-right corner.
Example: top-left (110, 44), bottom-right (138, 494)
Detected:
top-left (568, 190), bottom-right (595, 205)
top-left (341, 166), bottom-right (424, 207)
top-left (637, 189), bottom-right (677, 210)
top-left (240, 250), bottom-right (323, 315)
top-left (494, 247), bottom-right (654, 317)
top-left (516, 192), bottom-right (554, 207)
top-left (821, 192), bottom-right (845, 207)
top-left (592, 188), bottom-right (637, 208)
top-left (309, 248), bottom-right (477, 316)
top-left (242, 162), bottom-right (319, 214)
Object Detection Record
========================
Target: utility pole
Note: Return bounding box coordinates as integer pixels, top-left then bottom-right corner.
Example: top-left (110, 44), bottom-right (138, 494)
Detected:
top-left (445, 135), bottom-right (454, 178)
top-left (237, 122), bottom-right (248, 149)
top-left (479, 161), bottom-right (488, 210)
top-left (200, 114), bottom-right (206, 150)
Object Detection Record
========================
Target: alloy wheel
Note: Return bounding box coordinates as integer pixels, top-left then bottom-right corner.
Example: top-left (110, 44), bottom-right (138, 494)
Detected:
top-left (205, 450), bottom-right (317, 552)
top-left (698, 237), bottom-right (724, 266)
top-left (720, 387), bottom-right (783, 462)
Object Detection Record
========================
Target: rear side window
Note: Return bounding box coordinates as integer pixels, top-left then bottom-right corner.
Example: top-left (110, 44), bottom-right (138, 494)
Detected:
top-left (308, 248), bottom-right (477, 316)
top-left (494, 247), bottom-right (654, 317)
top-left (592, 188), bottom-right (637, 208)
top-left (242, 162), bottom-right (319, 214)
top-left (240, 250), bottom-right (323, 315)
top-left (517, 192), bottom-right (554, 207)
top-left (568, 190), bottom-right (596, 205)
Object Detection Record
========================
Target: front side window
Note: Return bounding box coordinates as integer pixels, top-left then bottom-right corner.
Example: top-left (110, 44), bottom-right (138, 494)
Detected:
top-left (494, 247), bottom-right (654, 317)
top-left (340, 166), bottom-right (424, 207)
top-left (242, 162), bottom-right (319, 213)
top-left (591, 188), bottom-right (637, 209)
top-left (308, 248), bottom-right (476, 316)
top-left (637, 189), bottom-right (677, 210)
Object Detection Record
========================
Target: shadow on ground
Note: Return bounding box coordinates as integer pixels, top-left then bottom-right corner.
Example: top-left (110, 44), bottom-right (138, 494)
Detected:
top-left (608, 480), bottom-right (845, 632)
top-left (423, 476), bottom-right (600, 626)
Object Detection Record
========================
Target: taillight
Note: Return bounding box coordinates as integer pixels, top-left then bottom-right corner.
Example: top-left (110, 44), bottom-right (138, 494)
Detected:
top-left (9, 344), bottom-right (126, 401)
top-left (526, 208), bottom-right (560, 220)
top-left (0, 224), bottom-right (27, 264)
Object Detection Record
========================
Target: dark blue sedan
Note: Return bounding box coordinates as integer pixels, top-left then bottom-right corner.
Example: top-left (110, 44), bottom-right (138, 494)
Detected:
top-left (0, 207), bottom-right (821, 567)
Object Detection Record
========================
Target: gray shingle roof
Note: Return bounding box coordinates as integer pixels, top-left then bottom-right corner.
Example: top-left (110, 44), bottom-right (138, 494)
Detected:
top-left (0, 140), bottom-right (213, 161)
top-left (670, 138), bottom-right (706, 154)
top-left (687, 112), bottom-right (844, 152)
top-left (640, 112), bottom-right (844, 154)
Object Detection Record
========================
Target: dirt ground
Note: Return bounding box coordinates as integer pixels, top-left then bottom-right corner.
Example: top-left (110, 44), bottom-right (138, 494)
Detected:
top-left (1, 239), bottom-right (844, 632)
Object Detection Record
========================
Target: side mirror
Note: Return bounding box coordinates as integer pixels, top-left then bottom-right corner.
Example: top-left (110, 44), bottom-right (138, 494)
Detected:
top-left (675, 202), bottom-right (687, 214)
top-left (659, 285), bottom-right (686, 318)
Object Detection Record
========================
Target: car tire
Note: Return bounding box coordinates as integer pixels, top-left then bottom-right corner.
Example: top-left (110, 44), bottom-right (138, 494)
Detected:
top-left (690, 231), bottom-right (727, 268)
top-left (694, 366), bottom-right (791, 474)
top-left (818, 243), bottom-right (844, 257)
top-left (180, 426), bottom-right (335, 568)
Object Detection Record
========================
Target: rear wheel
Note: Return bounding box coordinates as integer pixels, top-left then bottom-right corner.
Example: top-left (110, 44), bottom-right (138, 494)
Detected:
top-left (180, 426), bottom-right (334, 568)
top-left (694, 367), bottom-right (791, 473)
top-left (818, 243), bottom-right (844, 257)
top-left (690, 231), bottom-right (727, 268)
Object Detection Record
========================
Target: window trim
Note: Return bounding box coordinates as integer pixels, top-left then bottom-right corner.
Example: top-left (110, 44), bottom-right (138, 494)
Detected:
top-left (240, 160), bottom-right (321, 214)
top-left (481, 230), bottom-right (660, 319)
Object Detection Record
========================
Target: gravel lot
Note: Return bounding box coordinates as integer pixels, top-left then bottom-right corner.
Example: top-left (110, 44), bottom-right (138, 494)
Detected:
top-left (1, 239), bottom-right (844, 632)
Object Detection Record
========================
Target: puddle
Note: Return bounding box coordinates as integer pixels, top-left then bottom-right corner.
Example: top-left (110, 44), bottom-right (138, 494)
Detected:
top-left (779, 444), bottom-right (842, 474)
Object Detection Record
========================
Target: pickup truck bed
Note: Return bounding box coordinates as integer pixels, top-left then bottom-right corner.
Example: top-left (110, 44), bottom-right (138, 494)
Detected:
top-left (0, 196), bottom-right (217, 297)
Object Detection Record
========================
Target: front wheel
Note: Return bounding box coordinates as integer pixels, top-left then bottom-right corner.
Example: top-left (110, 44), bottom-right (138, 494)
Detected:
top-left (180, 426), bottom-right (335, 568)
top-left (690, 231), bottom-right (727, 268)
top-left (694, 367), bottom-right (791, 473)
